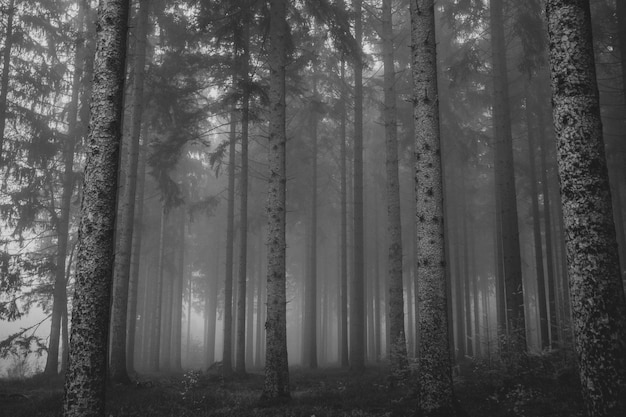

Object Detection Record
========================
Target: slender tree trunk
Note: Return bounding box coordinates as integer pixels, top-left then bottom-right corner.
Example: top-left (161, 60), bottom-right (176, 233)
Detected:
top-left (235, 14), bottom-right (251, 374)
top-left (261, 0), bottom-right (290, 401)
top-left (547, 1), bottom-right (626, 415)
top-left (339, 59), bottom-right (349, 369)
top-left (535, 96), bottom-right (559, 348)
top-left (526, 93), bottom-right (549, 350)
top-left (171, 208), bottom-right (185, 371)
top-left (205, 234), bottom-right (220, 367)
top-left (63, 1), bottom-right (130, 415)
top-left (490, 0), bottom-right (526, 352)
top-left (150, 203), bottom-right (167, 371)
top-left (109, 0), bottom-right (149, 383)
top-left (303, 81), bottom-right (319, 369)
top-left (350, 0), bottom-right (366, 373)
top-left (222, 109), bottom-right (237, 376)
top-left (45, 0), bottom-right (87, 377)
top-left (0, 0), bottom-right (15, 158)
top-left (382, 0), bottom-right (407, 375)
top-left (411, 1), bottom-right (459, 414)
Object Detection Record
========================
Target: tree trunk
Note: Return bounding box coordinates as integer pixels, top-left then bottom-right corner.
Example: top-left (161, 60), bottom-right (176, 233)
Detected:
top-left (149, 202), bottom-right (167, 371)
top-left (222, 109), bottom-right (237, 376)
top-left (0, 0), bottom-right (14, 158)
top-left (235, 11), bottom-right (251, 374)
top-left (526, 92), bottom-right (549, 350)
top-left (490, 0), bottom-right (526, 353)
top-left (537, 101), bottom-right (559, 348)
top-left (350, 0), bottom-right (366, 373)
top-left (45, 0), bottom-right (87, 377)
top-left (304, 81), bottom-right (319, 369)
top-left (63, 0), bottom-right (130, 415)
top-left (261, 0), bottom-right (290, 401)
top-left (109, 0), bottom-right (149, 383)
top-left (382, 0), bottom-right (407, 375)
top-left (205, 233), bottom-right (220, 367)
top-left (547, 1), bottom-right (626, 415)
top-left (411, 1), bottom-right (459, 415)
top-left (339, 58), bottom-right (349, 369)
top-left (171, 208), bottom-right (185, 371)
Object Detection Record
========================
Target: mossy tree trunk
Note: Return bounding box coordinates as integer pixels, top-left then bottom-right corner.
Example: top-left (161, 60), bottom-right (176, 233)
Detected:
top-left (63, 0), bottom-right (130, 415)
top-left (547, 1), bottom-right (626, 415)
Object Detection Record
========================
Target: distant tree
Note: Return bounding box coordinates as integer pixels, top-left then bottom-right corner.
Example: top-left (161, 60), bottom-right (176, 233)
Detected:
top-left (261, 0), bottom-right (290, 402)
top-left (63, 0), bottom-right (130, 416)
top-left (411, 0), bottom-right (460, 415)
top-left (489, 0), bottom-right (526, 354)
top-left (382, 0), bottom-right (407, 376)
top-left (546, 0), bottom-right (626, 416)
top-left (350, 0), bottom-right (366, 373)
top-left (109, 0), bottom-right (150, 383)
top-left (44, 0), bottom-right (89, 377)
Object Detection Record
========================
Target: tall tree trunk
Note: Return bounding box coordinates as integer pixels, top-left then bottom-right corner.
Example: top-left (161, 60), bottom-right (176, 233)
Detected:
top-left (526, 93), bottom-right (549, 350)
top-left (383, 0), bottom-right (407, 375)
top-left (536, 94), bottom-right (559, 348)
top-left (150, 203), bottom-right (167, 371)
top-left (45, 0), bottom-right (87, 377)
top-left (261, 0), bottom-right (290, 401)
top-left (0, 0), bottom-right (15, 158)
top-left (205, 233), bottom-right (220, 367)
top-left (109, 0), bottom-right (149, 383)
top-left (339, 58), bottom-right (349, 369)
top-left (350, 0), bottom-right (366, 373)
top-left (304, 81), bottom-right (319, 369)
top-left (490, 0), bottom-right (526, 352)
top-left (63, 0), bottom-right (130, 415)
top-left (235, 12), bottom-right (251, 374)
top-left (222, 109), bottom-right (237, 376)
top-left (411, 0), bottom-right (459, 415)
top-left (547, 1), bottom-right (626, 415)
top-left (170, 208), bottom-right (185, 372)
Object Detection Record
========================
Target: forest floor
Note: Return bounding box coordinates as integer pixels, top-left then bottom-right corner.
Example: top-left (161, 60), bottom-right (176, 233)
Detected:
top-left (0, 357), bottom-right (585, 417)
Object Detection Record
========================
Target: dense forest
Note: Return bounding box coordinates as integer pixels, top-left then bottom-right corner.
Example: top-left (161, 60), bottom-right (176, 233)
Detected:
top-left (1, 0), bottom-right (625, 416)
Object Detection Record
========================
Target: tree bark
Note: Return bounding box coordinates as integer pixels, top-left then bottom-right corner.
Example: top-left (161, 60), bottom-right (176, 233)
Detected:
top-left (63, 1), bottom-right (130, 415)
top-left (261, 0), bottom-right (290, 401)
top-left (547, 1), bottom-right (626, 415)
top-left (411, 0), bottom-right (459, 415)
